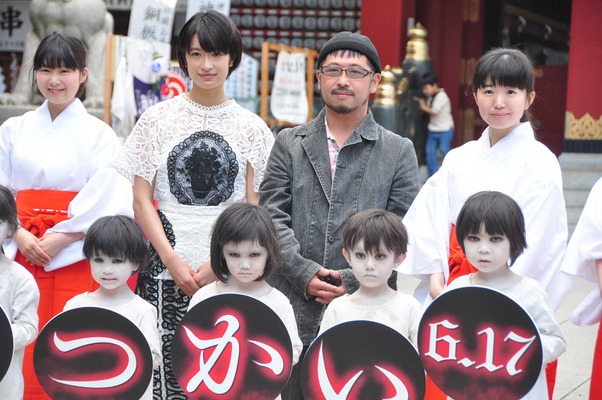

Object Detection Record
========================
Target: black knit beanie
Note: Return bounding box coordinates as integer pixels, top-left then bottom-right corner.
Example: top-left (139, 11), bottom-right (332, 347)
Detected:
top-left (317, 31), bottom-right (382, 73)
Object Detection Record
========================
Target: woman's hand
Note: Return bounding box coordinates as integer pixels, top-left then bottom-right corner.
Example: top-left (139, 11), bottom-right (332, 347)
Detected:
top-left (163, 254), bottom-right (200, 297)
top-left (429, 272), bottom-right (445, 299)
top-left (193, 260), bottom-right (217, 288)
top-left (38, 232), bottom-right (84, 259)
top-left (14, 227), bottom-right (51, 266)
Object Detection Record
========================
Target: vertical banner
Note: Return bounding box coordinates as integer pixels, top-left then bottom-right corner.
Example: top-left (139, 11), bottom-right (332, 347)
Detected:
top-left (110, 36), bottom-right (171, 138)
top-left (224, 53), bottom-right (259, 113)
top-left (270, 50), bottom-right (308, 125)
top-left (128, 0), bottom-right (177, 44)
top-left (186, 0), bottom-right (231, 21)
top-left (0, 0), bottom-right (32, 51)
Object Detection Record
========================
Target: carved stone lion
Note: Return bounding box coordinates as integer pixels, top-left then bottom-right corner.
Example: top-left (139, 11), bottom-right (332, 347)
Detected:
top-left (0, 0), bottom-right (113, 108)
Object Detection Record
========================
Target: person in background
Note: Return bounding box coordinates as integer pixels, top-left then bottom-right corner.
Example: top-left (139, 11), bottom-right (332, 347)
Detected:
top-left (259, 31), bottom-right (420, 399)
top-left (414, 72), bottom-right (454, 177)
top-left (0, 32), bottom-right (132, 399)
top-left (113, 10), bottom-right (274, 398)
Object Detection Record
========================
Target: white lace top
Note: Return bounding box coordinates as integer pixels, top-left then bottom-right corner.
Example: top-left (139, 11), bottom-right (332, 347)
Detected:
top-left (114, 95), bottom-right (274, 204)
top-left (113, 95), bottom-right (274, 276)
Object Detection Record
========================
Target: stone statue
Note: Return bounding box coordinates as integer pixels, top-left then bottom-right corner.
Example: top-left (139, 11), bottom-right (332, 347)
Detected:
top-left (0, 0), bottom-right (113, 108)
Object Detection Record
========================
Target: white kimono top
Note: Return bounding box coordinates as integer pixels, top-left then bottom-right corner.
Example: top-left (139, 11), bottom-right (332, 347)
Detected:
top-left (561, 176), bottom-right (602, 326)
top-left (0, 99), bottom-right (133, 270)
top-left (318, 291), bottom-right (423, 347)
top-left (401, 122), bottom-right (572, 310)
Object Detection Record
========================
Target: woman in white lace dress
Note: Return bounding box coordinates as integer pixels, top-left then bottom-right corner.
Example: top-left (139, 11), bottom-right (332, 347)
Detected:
top-left (113, 11), bottom-right (274, 399)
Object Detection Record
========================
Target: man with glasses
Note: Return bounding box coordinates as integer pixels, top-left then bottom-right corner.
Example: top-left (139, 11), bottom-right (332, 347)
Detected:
top-left (259, 31), bottom-right (420, 399)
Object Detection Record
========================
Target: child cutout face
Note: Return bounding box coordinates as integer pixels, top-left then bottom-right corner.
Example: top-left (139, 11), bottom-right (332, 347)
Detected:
top-left (463, 223), bottom-right (511, 278)
top-left (343, 239), bottom-right (405, 289)
top-left (223, 240), bottom-right (268, 284)
top-left (90, 253), bottom-right (137, 292)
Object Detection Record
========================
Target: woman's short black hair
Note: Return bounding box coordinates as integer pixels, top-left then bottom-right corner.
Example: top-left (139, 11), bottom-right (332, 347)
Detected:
top-left (83, 216), bottom-right (148, 271)
top-left (471, 48), bottom-right (535, 123)
top-left (455, 191), bottom-right (527, 266)
top-left (210, 203), bottom-right (280, 282)
top-left (471, 48), bottom-right (534, 93)
top-left (177, 10), bottom-right (242, 78)
top-left (0, 185), bottom-right (19, 243)
top-left (342, 209), bottom-right (408, 257)
top-left (32, 32), bottom-right (87, 97)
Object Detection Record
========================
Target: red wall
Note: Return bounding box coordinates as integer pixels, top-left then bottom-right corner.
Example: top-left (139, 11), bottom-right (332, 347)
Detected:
top-left (361, 0), bottom-right (414, 68)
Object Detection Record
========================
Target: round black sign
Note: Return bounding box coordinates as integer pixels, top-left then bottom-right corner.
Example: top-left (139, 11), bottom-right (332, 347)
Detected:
top-left (0, 306), bottom-right (13, 382)
top-left (301, 320), bottom-right (426, 399)
top-left (172, 293), bottom-right (293, 399)
top-left (34, 307), bottom-right (153, 400)
top-left (418, 286), bottom-right (543, 400)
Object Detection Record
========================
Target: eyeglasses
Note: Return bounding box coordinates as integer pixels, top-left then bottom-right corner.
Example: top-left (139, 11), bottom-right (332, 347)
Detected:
top-left (319, 65), bottom-right (374, 79)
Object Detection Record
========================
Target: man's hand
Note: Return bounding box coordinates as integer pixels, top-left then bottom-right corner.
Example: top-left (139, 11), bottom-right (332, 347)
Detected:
top-left (307, 268), bottom-right (346, 305)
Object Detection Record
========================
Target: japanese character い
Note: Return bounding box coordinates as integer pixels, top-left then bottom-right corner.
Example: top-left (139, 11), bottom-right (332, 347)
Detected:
top-left (168, 130), bottom-right (239, 206)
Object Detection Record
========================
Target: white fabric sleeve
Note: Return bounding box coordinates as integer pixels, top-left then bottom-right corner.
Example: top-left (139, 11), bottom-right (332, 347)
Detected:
top-left (246, 116), bottom-right (274, 191)
top-left (275, 296), bottom-right (302, 366)
top-left (400, 169), bottom-right (452, 279)
top-left (113, 108), bottom-right (162, 185)
top-left (139, 306), bottom-right (162, 369)
top-left (10, 271), bottom-right (39, 350)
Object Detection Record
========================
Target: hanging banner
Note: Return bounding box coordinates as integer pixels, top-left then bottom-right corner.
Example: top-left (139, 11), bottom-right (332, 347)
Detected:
top-left (418, 286), bottom-right (543, 400)
top-left (301, 320), bottom-right (425, 399)
top-left (128, 0), bottom-right (177, 44)
top-left (186, 0), bottom-right (231, 21)
top-left (225, 53), bottom-right (259, 113)
top-left (270, 50), bottom-right (309, 125)
top-left (0, 1), bottom-right (32, 51)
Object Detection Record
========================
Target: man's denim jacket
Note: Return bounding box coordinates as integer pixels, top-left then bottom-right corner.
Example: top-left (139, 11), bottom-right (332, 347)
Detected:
top-left (259, 109), bottom-right (420, 345)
